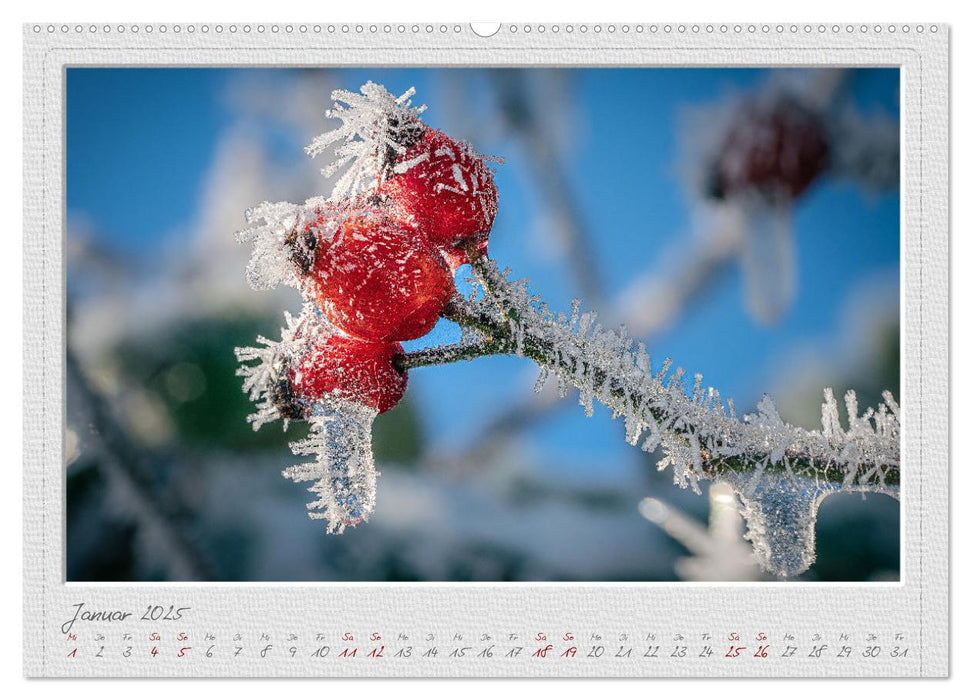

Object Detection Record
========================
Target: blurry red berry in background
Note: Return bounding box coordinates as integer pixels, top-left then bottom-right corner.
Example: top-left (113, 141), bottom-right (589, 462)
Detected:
top-left (304, 208), bottom-right (456, 342)
top-left (384, 128), bottom-right (498, 256)
top-left (706, 94), bottom-right (829, 202)
top-left (288, 334), bottom-right (408, 414)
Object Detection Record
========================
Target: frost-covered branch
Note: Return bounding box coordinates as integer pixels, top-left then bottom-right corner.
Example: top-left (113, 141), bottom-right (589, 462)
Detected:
top-left (454, 244), bottom-right (900, 493)
top-left (446, 213), bottom-right (745, 462)
top-left (433, 247), bottom-right (900, 577)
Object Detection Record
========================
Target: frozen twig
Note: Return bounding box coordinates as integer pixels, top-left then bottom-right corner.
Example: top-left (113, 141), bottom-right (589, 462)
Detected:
top-left (394, 339), bottom-right (506, 372)
top-left (439, 247), bottom-right (900, 577)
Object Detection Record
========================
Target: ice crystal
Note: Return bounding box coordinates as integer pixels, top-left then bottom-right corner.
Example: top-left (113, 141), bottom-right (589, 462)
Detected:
top-left (465, 256), bottom-right (900, 577)
top-left (284, 399), bottom-right (379, 533)
top-left (719, 472), bottom-right (838, 578)
top-left (306, 81), bottom-right (428, 199)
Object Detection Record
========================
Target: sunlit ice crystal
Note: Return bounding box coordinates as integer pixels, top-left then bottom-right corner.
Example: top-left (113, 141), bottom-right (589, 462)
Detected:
top-left (283, 398), bottom-right (379, 533)
top-left (721, 472), bottom-right (899, 579)
top-left (720, 473), bottom-right (837, 578)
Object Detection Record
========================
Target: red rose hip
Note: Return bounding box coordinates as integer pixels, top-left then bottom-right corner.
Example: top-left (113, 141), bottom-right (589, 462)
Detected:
top-left (287, 334), bottom-right (408, 414)
top-left (384, 128), bottom-right (498, 257)
top-left (300, 206), bottom-right (456, 342)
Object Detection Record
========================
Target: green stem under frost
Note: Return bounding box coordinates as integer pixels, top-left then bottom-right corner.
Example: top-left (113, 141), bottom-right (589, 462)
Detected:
top-left (393, 337), bottom-right (506, 372)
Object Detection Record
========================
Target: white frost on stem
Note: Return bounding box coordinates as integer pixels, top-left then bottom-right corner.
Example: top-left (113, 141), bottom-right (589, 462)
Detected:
top-left (284, 400), bottom-right (380, 534)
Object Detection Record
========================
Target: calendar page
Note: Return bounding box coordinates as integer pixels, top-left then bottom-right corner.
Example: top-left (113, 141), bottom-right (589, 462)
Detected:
top-left (22, 21), bottom-right (948, 678)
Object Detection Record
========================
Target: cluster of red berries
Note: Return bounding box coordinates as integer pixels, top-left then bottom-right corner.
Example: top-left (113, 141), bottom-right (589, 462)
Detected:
top-left (276, 126), bottom-right (498, 417)
top-left (706, 94), bottom-right (829, 203)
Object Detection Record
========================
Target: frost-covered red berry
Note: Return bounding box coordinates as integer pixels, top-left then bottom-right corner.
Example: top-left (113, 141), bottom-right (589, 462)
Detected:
top-left (707, 95), bottom-right (829, 202)
top-left (384, 128), bottom-right (498, 258)
top-left (287, 334), bottom-right (408, 414)
top-left (298, 206), bottom-right (456, 342)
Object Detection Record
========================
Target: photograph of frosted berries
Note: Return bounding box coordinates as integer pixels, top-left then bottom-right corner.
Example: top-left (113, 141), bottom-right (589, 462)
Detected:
top-left (66, 67), bottom-right (900, 582)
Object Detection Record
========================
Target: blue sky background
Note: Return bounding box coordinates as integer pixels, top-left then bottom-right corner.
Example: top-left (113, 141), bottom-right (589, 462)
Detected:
top-left (67, 67), bottom-right (900, 479)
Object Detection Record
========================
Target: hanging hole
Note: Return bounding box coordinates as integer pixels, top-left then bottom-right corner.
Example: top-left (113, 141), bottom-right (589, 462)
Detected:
top-left (470, 22), bottom-right (501, 38)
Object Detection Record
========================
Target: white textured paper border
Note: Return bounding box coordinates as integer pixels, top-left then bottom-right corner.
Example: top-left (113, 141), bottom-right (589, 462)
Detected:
top-left (22, 22), bottom-right (949, 678)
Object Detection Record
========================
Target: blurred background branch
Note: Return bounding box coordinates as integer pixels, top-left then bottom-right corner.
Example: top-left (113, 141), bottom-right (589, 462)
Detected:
top-left (66, 347), bottom-right (214, 580)
top-left (491, 71), bottom-right (606, 306)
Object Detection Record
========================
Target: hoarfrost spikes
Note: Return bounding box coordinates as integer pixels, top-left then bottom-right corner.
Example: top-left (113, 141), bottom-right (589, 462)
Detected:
top-left (235, 200), bottom-right (301, 290)
top-left (306, 82), bottom-right (428, 199)
top-left (284, 400), bottom-right (380, 534)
